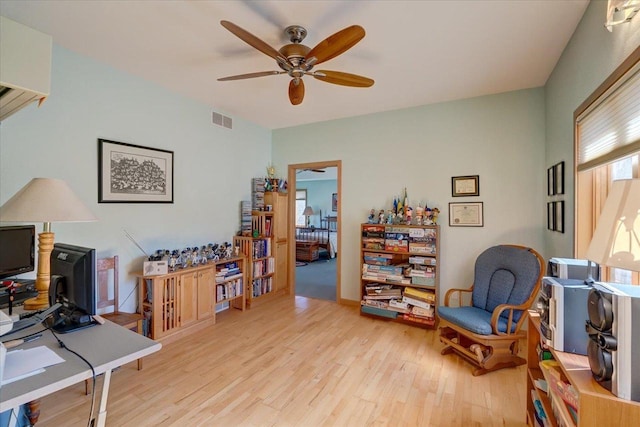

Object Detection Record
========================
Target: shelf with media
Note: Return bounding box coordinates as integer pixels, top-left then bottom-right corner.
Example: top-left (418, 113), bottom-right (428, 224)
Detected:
top-left (136, 256), bottom-right (246, 341)
top-left (360, 223), bottom-right (440, 328)
top-left (526, 311), bottom-right (640, 427)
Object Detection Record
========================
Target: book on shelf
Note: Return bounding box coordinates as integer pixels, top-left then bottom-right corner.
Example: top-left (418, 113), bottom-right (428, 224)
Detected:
top-left (404, 286), bottom-right (436, 303)
top-left (401, 313), bottom-right (435, 326)
top-left (408, 256), bottom-right (436, 265)
top-left (365, 286), bottom-right (402, 298)
top-left (401, 295), bottom-right (432, 310)
top-left (362, 225), bottom-right (386, 233)
top-left (384, 239), bottom-right (409, 253)
top-left (410, 305), bottom-right (435, 318)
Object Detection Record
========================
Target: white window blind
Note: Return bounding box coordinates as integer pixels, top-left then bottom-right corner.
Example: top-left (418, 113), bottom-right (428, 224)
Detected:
top-left (577, 61), bottom-right (640, 171)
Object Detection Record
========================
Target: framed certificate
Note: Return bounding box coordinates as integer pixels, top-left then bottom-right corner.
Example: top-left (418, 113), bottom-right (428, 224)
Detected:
top-left (451, 175), bottom-right (479, 197)
top-left (449, 202), bottom-right (483, 227)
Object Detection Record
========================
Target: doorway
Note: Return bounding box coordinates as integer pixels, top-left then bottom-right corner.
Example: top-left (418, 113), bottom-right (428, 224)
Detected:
top-left (287, 161), bottom-right (341, 303)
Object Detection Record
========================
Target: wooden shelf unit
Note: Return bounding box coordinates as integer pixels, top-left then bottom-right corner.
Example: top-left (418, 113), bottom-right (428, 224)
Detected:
top-left (526, 311), bottom-right (640, 427)
top-left (360, 223), bottom-right (439, 329)
top-left (234, 191), bottom-right (288, 308)
top-left (136, 256), bottom-right (246, 340)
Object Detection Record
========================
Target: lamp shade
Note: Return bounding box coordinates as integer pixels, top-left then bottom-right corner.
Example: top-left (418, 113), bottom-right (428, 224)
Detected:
top-left (0, 178), bottom-right (97, 223)
top-left (585, 179), bottom-right (640, 272)
top-left (303, 206), bottom-right (314, 216)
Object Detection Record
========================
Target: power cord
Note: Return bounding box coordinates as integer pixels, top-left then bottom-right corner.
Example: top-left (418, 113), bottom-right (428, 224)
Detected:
top-left (48, 328), bottom-right (97, 427)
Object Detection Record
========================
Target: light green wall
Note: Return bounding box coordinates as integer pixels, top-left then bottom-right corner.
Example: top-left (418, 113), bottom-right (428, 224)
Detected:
top-left (273, 88), bottom-right (546, 301)
top-left (544, 0), bottom-right (640, 258)
top-left (0, 45), bottom-right (271, 311)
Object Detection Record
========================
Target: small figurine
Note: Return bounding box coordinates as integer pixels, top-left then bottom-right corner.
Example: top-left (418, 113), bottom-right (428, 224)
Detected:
top-left (406, 207), bottom-right (412, 225)
top-left (367, 209), bottom-right (376, 224)
top-left (386, 210), bottom-right (394, 224)
top-left (378, 209), bottom-right (385, 224)
top-left (415, 204), bottom-right (424, 225)
top-left (432, 207), bottom-right (440, 225)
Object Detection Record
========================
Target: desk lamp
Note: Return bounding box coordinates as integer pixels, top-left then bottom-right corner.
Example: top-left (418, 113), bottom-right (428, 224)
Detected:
top-left (585, 179), bottom-right (640, 281)
top-left (0, 178), bottom-right (97, 310)
top-left (303, 206), bottom-right (314, 227)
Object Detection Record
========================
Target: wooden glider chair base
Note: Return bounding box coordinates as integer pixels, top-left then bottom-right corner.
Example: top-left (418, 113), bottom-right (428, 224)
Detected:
top-left (437, 245), bottom-right (544, 376)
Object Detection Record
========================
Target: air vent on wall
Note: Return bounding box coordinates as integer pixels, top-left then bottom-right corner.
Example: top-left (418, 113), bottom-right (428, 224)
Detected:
top-left (212, 111), bottom-right (233, 129)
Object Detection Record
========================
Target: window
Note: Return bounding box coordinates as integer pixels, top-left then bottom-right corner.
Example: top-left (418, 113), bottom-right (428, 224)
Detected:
top-left (575, 48), bottom-right (640, 285)
top-left (295, 189), bottom-right (307, 227)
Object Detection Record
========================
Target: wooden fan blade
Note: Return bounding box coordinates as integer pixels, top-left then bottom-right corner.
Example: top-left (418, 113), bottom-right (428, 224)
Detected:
top-left (289, 79), bottom-right (305, 105)
top-left (220, 20), bottom-right (290, 68)
top-left (313, 70), bottom-right (374, 87)
top-left (305, 25), bottom-right (365, 66)
top-left (218, 71), bottom-right (284, 81)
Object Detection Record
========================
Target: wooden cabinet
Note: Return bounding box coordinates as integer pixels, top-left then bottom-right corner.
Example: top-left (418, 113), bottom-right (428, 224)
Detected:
top-left (137, 256), bottom-right (246, 340)
top-left (526, 311), bottom-right (640, 427)
top-left (360, 223), bottom-right (439, 328)
top-left (234, 192), bottom-right (288, 308)
top-left (266, 192), bottom-right (289, 294)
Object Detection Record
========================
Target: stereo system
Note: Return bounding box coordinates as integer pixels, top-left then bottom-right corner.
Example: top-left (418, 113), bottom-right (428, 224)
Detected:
top-left (547, 257), bottom-right (599, 281)
top-left (538, 277), bottom-right (591, 355)
top-left (586, 282), bottom-right (640, 402)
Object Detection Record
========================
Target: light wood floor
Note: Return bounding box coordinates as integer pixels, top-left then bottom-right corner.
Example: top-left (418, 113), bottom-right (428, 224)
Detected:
top-left (35, 296), bottom-right (528, 426)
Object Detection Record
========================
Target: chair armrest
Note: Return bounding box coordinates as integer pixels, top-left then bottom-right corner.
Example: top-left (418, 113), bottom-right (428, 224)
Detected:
top-left (490, 301), bottom-right (531, 335)
top-left (443, 286), bottom-right (473, 307)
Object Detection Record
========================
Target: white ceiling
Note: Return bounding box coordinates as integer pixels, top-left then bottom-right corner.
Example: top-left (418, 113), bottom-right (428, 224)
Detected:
top-left (0, 0), bottom-right (589, 130)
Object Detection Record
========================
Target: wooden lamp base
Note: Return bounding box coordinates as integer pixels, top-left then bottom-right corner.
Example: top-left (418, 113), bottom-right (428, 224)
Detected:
top-left (23, 231), bottom-right (54, 311)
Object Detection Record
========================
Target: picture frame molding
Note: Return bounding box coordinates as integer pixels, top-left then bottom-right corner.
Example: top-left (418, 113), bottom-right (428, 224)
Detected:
top-left (98, 138), bottom-right (174, 203)
top-left (449, 202), bottom-right (484, 227)
top-left (451, 175), bottom-right (480, 197)
top-left (554, 161), bottom-right (565, 195)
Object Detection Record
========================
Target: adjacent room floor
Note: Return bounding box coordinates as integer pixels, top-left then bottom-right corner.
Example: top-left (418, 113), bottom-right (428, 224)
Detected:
top-left (295, 257), bottom-right (336, 301)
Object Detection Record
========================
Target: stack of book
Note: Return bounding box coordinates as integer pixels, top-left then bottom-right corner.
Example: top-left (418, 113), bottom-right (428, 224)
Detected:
top-left (362, 263), bottom-right (410, 284)
top-left (385, 226), bottom-right (410, 252)
top-left (408, 228), bottom-right (437, 254)
top-left (215, 262), bottom-right (242, 283)
top-left (362, 225), bottom-right (385, 250)
top-left (363, 251), bottom-right (404, 266)
top-left (408, 257), bottom-right (437, 286)
top-left (401, 286), bottom-right (436, 325)
top-left (251, 178), bottom-right (265, 210)
top-left (361, 284), bottom-right (407, 318)
top-left (240, 201), bottom-right (252, 236)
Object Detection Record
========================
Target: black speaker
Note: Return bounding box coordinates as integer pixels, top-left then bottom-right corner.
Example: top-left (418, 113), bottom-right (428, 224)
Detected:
top-left (586, 283), bottom-right (640, 402)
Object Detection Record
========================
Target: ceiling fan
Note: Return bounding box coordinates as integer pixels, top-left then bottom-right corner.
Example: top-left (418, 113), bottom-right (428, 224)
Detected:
top-left (218, 20), bottom-right (374, 105)
top-left (297, 168), bottom-right (325, 174)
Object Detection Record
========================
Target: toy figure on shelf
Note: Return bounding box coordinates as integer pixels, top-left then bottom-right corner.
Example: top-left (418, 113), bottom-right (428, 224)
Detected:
top-left (367, 209), bottom-right (376, 224)
top-left (378, 209), bottom-right (385, 224)
top-left (406, 207), bottom-right (412, 225)
top-left (415, 204), bottom-right (424, 225)
top-left (386, 210), bottom-right (395, 224)
top-left (432, 207), bottom-right (440, 225)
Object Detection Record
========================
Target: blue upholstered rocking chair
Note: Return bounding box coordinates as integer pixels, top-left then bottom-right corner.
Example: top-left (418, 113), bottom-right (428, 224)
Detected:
top-left (438, 245), bottom-right (544, 376)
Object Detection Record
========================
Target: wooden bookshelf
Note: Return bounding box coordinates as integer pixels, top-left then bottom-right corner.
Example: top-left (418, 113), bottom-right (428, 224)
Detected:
top-left (233, 191), bottom-right (288, 308)
top-left (359, 223), bottom-right (439, 328)
top-left (135, 256), bottom-right (246, 340)
top-left (526, 312), bottom-right (640, 427)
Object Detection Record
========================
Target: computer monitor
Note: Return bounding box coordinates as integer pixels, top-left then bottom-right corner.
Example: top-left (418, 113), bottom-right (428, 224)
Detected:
top-left (0, 225), bottom-right (35, 280)
top-left (48, 243), bottom-right (97, 333)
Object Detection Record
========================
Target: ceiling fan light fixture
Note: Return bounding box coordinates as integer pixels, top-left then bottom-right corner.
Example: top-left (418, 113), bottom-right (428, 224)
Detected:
top-left (218, 21), bottom-right (374, 105)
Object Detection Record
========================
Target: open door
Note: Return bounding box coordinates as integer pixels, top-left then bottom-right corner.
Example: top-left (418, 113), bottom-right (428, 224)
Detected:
top-left (288, 161), bottom-right (341, 302)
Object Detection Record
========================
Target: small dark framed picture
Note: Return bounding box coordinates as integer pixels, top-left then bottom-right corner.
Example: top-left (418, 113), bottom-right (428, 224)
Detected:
top-left (555, 200), bottom-right (564, 233)
top-left (547, 167), bottom-right (555, 196)
top-left (332, 193), bottom-right (338, 211)
top-left (98, 139), bottom-right (174, 203)
top-left (451, 175), bottom-right (479, 197)
top-left (547, 202), bottom-right (555, 231)
top-left (554, 161), bottom-right (565, 195)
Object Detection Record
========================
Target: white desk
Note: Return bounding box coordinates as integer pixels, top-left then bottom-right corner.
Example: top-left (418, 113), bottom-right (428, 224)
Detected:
top-left (0, 320), bottom-right (161, 426)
